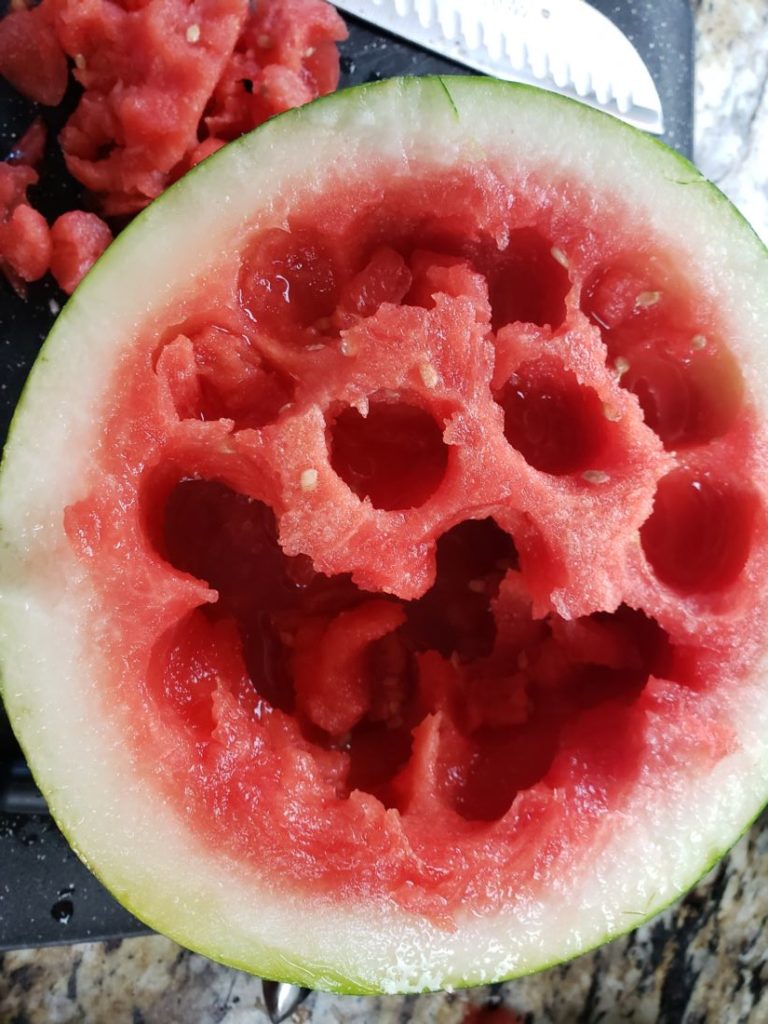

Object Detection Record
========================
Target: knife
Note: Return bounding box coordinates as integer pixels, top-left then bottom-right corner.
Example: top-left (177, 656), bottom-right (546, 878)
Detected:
top-left (332, 0), bottom-right (664, 134)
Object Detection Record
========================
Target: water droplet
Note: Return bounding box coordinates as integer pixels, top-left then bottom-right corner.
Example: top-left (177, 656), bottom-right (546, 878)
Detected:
top-left (51, 897), bottom-right (74, 924)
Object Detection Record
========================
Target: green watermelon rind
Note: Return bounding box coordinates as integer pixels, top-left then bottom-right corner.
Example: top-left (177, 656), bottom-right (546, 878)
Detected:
top-left (2, 76), bottom-right (768, 994)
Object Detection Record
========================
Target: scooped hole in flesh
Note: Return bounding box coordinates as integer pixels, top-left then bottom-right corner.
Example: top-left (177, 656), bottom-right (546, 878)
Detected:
top-left (155, 326), bottom-right (294, 430)
top-left (404, 518), bottom-right (518, 662)
top-left (441, 604), bottom-right (672, 822)
top-left (581, 260), bottom-right (744, 449)
top-left (238, 226), bottom-right (340, 339)
top-left (486, 227), bottom-right (570, 330)
top-left (618, 343), bottom-right (744, 450)
top-left (640, 469), bottom-right (756, 593)
top-left (328, 400), bottom-right (449, 510)
top-left (497, 362), bottom-right (608, 476)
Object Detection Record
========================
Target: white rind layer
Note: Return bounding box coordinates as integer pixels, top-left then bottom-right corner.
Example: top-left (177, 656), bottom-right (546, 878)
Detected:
top-left (1, 77), bottom-right (768, 993)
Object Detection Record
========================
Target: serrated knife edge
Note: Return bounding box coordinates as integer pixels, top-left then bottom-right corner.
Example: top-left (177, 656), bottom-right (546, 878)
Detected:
top-left (333, 0), bottom-right (664, 134)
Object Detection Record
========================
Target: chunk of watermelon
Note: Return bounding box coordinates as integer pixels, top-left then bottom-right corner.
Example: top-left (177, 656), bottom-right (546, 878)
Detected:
top-left (56, 0), bottom-right (248, 214)
top-left (0, 0), bottom-right (347, 219)
top-left (1, 78), bottom-right (768, 995)
top-left (49, 211), bottom-right (113, 295)
top-left (0, 1), bottom-right (68, 106)
top-left (0, 159), bottom-right (51, 289)
top-left (204, 0), bottom-right (347, 139)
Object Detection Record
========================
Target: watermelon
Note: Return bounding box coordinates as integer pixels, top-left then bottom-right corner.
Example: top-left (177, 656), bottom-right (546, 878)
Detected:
top-left (1, 76), bottom-right (768, 995)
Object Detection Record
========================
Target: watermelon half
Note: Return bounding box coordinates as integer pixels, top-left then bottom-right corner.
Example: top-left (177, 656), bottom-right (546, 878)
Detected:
top-left (2, 76), bottom-right (768, 994)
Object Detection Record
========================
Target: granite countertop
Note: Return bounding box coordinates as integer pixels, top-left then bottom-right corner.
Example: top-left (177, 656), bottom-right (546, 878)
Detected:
top-left (3, 2), bottom-right (768, 1022)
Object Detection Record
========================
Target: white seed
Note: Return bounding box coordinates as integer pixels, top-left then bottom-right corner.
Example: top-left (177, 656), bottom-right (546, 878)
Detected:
top-left (339, 338), bottom-right (357, 357)
top-left (258, 34), bottom-right (273, 48)
top-left (468, 579), bottom-right (485, 593)
top-left (305, 343), bottom-right (325, 352)
top-left (603, 403), bottom-right (622, 422)
top-left (582, 470), bottom-right (610, 485)
top-left (186, 23), bottom-right (200, 43)
top-left (635, 290), bottom-right (662, 310)
top-left (48, 298), bottom-right (61, 316)
top-left (74, 53), bottom-right (86, 70)
top-left (300, 468), bottom-right (318, 491)
top-left (614, 356), bottom-right (630, 377)
top-left (550, 246), bottom-right (569, 269)
top-left (304, 46), bottom-right (316, 57)
top-left (691, 333), bottom-right (708, 350)
top-left (419, 361), bottom-right (439, 388)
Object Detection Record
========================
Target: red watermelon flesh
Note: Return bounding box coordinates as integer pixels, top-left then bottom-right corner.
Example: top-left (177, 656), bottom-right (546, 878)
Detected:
top-left (0, 1), bottom-right (68, 107)
top-left (56, 0), bottom-right (248, 214)
top-left (40, 0), bottom-right (347, 214)
top-left (58, 155), bottom-right (765, 931)
top-left (0, 155), bottom-right (52, 288)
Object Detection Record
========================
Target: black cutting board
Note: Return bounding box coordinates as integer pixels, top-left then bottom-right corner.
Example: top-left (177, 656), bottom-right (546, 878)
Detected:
top-left (0, 1), bottom-right (693, 951)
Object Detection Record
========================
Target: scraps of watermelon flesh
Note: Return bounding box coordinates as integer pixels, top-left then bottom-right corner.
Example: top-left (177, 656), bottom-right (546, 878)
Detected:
top-left (0, 140), bottom-right (51, 292)
top-left (0, 1), bottom-right (68, 107)
top-left (64, 167), bottom-right (761, 923)
top-left (57, 0), bottom-right (249, 213)
top-left (0, 122), bottom-right (113, 294)
top-left (28, 0), bottom-right (346, 214)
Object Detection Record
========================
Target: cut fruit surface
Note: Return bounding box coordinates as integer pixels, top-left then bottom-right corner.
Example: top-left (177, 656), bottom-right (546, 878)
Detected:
top-left (2, 78), bottom-right (768, 995)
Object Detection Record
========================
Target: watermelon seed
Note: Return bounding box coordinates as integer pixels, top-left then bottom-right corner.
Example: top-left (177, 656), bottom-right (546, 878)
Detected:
top-left (74, 53), bottom-right (86, 70)
top-left (305, 47), bottom-right (316, 57)
top-left (691, 333), bottom-right (708, 350)
top-left (340, 338), bottom-right (357, 356)
top-left (582, 470), bottom-right (610, 484)
top-left (419, 362), bottom-right (440, 388)
top-left (603, 403), bottom-right (622, 422)
top-left (258, 34), bottom-right (273, 49)
top-left (300, 468), bottom-right (318, 492)
top-left (186, 24), bottom-right (201, 43)
top-left (614, 356), bottom-right (630, 378)
top-left (635, 290), bottom-right (662, 310)
top-left (550, 246), bottom-right (569, 269)
top-left (305, 343), bottom-right (325, 352)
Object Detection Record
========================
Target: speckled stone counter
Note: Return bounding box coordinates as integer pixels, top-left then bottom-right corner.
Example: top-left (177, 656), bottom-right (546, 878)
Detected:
top-left (695, 0), bottom-right (768, 243)
top-left (3, 2), bottom-right (768, 1022)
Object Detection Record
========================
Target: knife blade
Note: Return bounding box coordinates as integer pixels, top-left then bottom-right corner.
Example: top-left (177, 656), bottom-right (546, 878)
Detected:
top-left (332, 0), bottom-right (664, 134)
